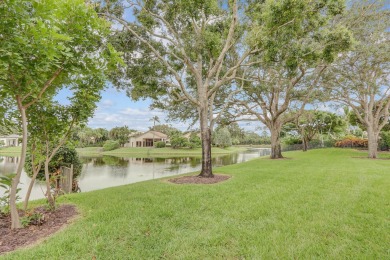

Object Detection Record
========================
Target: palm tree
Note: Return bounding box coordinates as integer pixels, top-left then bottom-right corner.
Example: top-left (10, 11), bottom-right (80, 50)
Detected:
top-left (150, 116), bottom-right (160, 147)
top-left (150, 116), bottom-right (160, 127)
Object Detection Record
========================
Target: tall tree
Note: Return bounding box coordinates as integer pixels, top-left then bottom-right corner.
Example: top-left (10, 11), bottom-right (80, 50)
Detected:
top-left (228, 0), bottom-right (352, 158)
top-left (0, 0), bottom-right (119, 228)
top-left (326, 0), bottom-right (390, 158)
top-left (102, 0), bottom-right (256, 177)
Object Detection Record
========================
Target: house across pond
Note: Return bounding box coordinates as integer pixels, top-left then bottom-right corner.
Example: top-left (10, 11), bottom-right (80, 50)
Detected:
top-left (0, 134), bottom-right (21, 147)
top-left (125, 130), bottom-right (169, 147)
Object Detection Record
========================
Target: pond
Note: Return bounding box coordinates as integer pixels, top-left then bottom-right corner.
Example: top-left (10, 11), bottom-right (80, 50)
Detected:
top-left (0, 148), bottom-right (271, 201)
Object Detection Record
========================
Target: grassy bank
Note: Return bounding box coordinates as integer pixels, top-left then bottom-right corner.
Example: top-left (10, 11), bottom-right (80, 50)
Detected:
top-left (77, 146), bottom-right (246, 157)
top-left (2, 148), bottom-right (389, 259)
top-left (0, 146), bottom-right (22, 156)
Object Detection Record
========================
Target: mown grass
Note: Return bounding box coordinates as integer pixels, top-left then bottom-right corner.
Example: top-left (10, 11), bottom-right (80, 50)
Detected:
top-left (2, 148), bottom-right (390, 259)
top-left (0, 146), bottom-right (22, 156)
top-left (77, 146), bottom-right (246, 157)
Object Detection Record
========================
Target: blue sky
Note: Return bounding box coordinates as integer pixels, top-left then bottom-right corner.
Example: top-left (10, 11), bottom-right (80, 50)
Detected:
top-left (56, 84), bottom-right (261, 132)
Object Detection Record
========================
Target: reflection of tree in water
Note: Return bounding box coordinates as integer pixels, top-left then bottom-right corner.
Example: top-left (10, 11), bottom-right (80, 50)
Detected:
top-left (79, 157), bottom-right (93, 164)
top-left (92, 157), bottom-right (105, 167)
top-left (103, 156), bottom-right (129, 167)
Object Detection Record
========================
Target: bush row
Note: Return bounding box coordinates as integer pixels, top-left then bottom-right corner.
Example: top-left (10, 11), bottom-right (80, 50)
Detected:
top-left (334, 136), bottom-right (368, 148)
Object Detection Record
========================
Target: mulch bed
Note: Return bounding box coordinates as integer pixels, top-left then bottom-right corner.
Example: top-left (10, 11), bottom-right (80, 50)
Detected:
top-left (168, 174), bottom-right (231, 184)
top-left (0, 204), bottom-right (78, 255)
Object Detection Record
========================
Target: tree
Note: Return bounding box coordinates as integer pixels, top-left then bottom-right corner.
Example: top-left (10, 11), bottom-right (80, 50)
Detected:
top-left (150, 116), bottom-right (160, 127)
top-left (109, 126), bottom-right (133, 146)
top-left (283, 110), bottom-right (345, 151)
top-left (24, 75), bottom-right (102, 209)
top-left (213, 128), bottom-right (232, 148)
top-left (0, 0), bottom-right (119, 228)
top-left (102, 0), bottom-right (256, 177)
top-left (150, 124), bottom-right (181, 137)
top-left (228, 0), bottom-right (352, 159)
top-left (326, 1), bottom-right (389, 158)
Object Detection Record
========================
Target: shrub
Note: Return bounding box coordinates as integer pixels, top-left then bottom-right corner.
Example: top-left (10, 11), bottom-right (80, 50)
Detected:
top-left (170, 135), bottom-right (188, 149)
top-left (189, 133), bottom-right (201, 148)
top-left (25, 145), bottom-right (83, 181)
top-left (380, 131), bottom-right (390, 151)
top-left (214, 128), bottom-right (232, 148)
top-left (334, 135), bottom-right (368, 148)
top-left (155, 141), bottom-right (166, 148)
top-left (103, 140), bottom-right (120, 151)
top-left (187, 142), bottom-right (197, 149)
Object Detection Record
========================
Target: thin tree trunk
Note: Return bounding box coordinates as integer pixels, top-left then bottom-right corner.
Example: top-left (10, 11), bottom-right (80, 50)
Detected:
top-left (302, 137), bottom-right (309, 152)
top-left (198, 105), bottom-right (213, 177)
top-left (23, 164), bottom-right (41, 211)
top-left (367, 126), bottom-right (378, 159)
top-left (10, 97), bottom-right (27, 229)
top-left (270, 126), bottom-right (283, 159)
top-left (44, 159), bottom-right (55, 209)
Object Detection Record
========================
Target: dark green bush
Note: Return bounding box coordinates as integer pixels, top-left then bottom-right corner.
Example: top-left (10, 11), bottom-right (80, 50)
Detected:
top-left (25, 146), bottom-right (82, 181)
top-left (170, 136), bottom-right (188, 149)
top-left (103, 140), bottom-right (120, 151)
top-left (155, 141), bottom-right (166, 148)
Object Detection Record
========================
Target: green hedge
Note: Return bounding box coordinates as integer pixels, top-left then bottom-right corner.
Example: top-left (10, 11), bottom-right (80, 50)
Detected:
top-left (103, 140), bottom-right (120, 151)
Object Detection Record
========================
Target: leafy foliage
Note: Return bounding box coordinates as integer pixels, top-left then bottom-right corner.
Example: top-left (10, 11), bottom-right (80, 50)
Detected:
top-left (155, 141), bottom-right (166, 148)
top-left (25, 146), bottom-right (82, 181)
top-left (213, 128), bottom-right (232, 148)
top-left (103, 140), bottom-right (120, 151)
top-left (0, 174), bottom-right (20, 215)
top-left (109, 126), bottom-right (134, 147)
top-left (170, 135), bottom-right (189, 149)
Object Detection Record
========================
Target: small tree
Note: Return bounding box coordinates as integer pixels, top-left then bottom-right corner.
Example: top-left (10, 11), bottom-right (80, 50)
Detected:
top-left (0, 0), bottom-right (119, 228)
top-left (109, 126), bottom-right (132, 147)
top-left (214, 128), bottom-right (232, 148)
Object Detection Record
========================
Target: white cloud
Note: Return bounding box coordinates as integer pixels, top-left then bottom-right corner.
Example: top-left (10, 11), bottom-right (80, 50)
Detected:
top-left (101, 99), bottom-right (114, 108)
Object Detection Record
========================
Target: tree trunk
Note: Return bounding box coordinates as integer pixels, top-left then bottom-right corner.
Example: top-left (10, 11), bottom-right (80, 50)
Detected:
top-left (198, 105), bottom-right (213, 178)
top-left (44, 159), bottom-right (55, 209)
top-left (367, 126), bottom-right (378, 159)
top-left (270, 125), bottom-right (283, 159)
top-left (302, 137), bottom-right (309, 152)
top-left (23, 164), bottom-right (41, 211)
top-left (10, 98), bottom-right (27, 229)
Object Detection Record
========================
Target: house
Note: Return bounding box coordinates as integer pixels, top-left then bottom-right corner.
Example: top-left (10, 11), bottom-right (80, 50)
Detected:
top-left (0, 134), bottom-right (21, 147)
top-left (125, 130), bottom-right (169, 147)
top-left (183, 131), bottom-right (201, 140)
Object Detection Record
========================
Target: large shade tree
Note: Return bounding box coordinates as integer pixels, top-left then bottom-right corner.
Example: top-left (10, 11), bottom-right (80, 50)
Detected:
top-left (227, 0), bottom-right (352, 159)
top-left (326, 0), bottom-right (390, 158)
top-left (102, 0), bottom-right (257, 177)
top-left (0, 0), bottom-right (119, 228)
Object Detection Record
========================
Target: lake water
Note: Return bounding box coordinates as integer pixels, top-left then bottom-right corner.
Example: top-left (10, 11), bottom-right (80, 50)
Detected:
top-left (0, 148), bottom-right (271, 200)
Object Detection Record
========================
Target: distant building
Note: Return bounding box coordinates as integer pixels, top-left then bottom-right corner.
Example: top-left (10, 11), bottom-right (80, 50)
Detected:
top-left (183, 131), bottom-right (201, 140)
top-left (125, 130), bottom-right (169, 147)
top-left (0, 134), bottom-right (21, 147)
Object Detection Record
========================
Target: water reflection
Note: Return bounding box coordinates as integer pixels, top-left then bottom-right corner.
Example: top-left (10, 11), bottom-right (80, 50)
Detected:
top-left (0, 148), bottom-right (271, 200)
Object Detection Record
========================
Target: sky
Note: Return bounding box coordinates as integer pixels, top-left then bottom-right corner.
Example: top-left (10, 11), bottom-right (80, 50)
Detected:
top-left (64, 85), bottom-right (261, 132)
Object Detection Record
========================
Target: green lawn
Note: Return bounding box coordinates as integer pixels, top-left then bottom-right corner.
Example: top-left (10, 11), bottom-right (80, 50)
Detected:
top-left (2, 148), bottom-right (390, 259)
top-left (77, 146), bottom-right (246, 157)
top-left (0, 146), bottom-right (22, 156)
